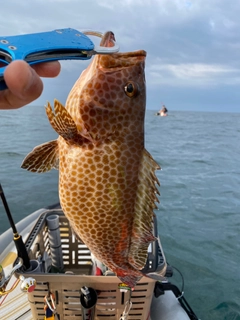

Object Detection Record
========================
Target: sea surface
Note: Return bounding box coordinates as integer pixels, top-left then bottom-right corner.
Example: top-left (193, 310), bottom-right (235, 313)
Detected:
top-left (0, 107), bottom-right (239, 320)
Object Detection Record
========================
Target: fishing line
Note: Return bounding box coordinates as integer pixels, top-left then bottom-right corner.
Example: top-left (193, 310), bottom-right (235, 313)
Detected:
top-left (171, 265), bottom-right (185, 296)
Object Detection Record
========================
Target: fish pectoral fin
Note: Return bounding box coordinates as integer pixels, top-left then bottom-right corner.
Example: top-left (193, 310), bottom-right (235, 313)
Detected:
top-left (46, 99), bottom-right (85, 144)
top-left (21, 140), bottom-right (59, 173)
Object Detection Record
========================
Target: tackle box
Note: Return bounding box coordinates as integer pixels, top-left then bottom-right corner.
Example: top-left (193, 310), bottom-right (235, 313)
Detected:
top-left (16, 208), bottom-right (167, 320)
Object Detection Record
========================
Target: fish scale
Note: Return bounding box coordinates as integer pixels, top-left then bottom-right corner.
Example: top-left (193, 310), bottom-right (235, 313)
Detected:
top-left (21, 31), bottom-right (160, 287)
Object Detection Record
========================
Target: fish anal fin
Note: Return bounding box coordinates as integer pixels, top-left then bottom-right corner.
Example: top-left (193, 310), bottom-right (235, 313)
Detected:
top-left (21, 140), bottom-right (59, 173)
top-left (46, 99), bottom-right (87, 145)
top-left (128, 243), bottom-right (148, 270)
top-left (128, 234), bottom-right (157, 270)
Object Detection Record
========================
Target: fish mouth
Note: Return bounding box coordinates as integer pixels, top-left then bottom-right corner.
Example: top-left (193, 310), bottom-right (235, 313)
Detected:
top-left (99, 49), bottom-right (146, 69)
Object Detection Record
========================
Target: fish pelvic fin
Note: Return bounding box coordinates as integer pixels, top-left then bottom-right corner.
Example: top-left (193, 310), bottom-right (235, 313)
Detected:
top-left (21, 140), bottom-right (59, 173)
top-left (128, 149), bottom-right (160, 270)
top-left (46, 99), bottom-right (87, 145)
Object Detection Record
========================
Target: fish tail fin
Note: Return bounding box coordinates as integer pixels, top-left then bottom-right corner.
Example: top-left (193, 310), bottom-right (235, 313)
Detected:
top-left (45, 99), bottom-right (85, 144)
top-left (21, 140), bottom-right (59, 173)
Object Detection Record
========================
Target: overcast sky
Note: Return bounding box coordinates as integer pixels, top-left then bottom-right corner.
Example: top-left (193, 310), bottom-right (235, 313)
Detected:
top-left (1, 0), bottom-right (240, 112)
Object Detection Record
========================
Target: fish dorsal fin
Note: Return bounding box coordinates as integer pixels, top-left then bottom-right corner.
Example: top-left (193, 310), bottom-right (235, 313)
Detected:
top-left (46, 99), bottom-right (88, 144)
top-left (21, 140), bottom-right (59, 173)
top-left (128, 149), bottom-right (160, 270)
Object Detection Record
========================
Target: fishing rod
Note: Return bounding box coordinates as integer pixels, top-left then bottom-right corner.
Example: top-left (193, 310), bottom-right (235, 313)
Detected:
top-left (0, 183), bottom-right (31, 270)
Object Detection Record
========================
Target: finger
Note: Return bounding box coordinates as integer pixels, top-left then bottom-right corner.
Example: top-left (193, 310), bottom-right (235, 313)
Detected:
top-left (0, 60), bottom-right (43, 109)
top-left (32, 61), bottom-right (61, 77)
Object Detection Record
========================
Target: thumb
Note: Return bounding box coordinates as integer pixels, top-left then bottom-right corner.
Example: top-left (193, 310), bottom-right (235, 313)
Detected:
top-left (0, 60), bottom-right (43, 109)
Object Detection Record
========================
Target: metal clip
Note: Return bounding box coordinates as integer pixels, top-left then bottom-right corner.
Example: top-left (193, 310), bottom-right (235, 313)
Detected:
top-left (44, 292), bottom-right (57, 313)
top-left (119, 299), bottom-right (132, 320)
top-left (0, 258), bottom-right (23, 296)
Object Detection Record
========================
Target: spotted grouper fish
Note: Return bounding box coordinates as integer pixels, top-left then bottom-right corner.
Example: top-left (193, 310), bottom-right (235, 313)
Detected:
top-left (21, 31), bottom-right (161, 287)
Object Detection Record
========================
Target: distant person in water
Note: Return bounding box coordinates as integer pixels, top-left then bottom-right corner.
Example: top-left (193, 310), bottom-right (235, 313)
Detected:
top-left (0, 60), bottom-right (61, 110)
top-left (157, 104), bottom-right (168, 116)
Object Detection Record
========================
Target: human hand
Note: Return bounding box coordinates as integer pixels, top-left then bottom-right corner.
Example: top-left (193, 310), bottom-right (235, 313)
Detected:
top-left (0, 60), bottom-right (61, 110)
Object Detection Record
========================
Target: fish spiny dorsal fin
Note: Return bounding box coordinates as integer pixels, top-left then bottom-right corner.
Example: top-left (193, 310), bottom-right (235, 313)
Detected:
top-left (21, 140), bottom-right (59, 173)
top-left (46, 99), bottom-right (89, 145)
top-left (128, 149), bottom-right (160, 270)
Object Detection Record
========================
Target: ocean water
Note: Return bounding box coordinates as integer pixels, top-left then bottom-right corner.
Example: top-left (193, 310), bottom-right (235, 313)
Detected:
top-left (0, 106), bottom-right (239, 320)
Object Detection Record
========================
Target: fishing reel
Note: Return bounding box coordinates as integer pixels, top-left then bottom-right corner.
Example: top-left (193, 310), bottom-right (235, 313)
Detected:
top-left (0, 258), bottom-right (36, 296)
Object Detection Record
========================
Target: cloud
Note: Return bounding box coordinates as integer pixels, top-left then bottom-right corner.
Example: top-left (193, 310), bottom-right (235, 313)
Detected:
top-left (147, 62), bottom-right (240, 87)
top-left (0, 0), bottom-right (240, 111)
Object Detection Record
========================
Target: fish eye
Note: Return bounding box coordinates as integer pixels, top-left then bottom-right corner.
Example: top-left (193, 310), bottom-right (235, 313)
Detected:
top-left (124, 81), bottom-right (139, 98)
